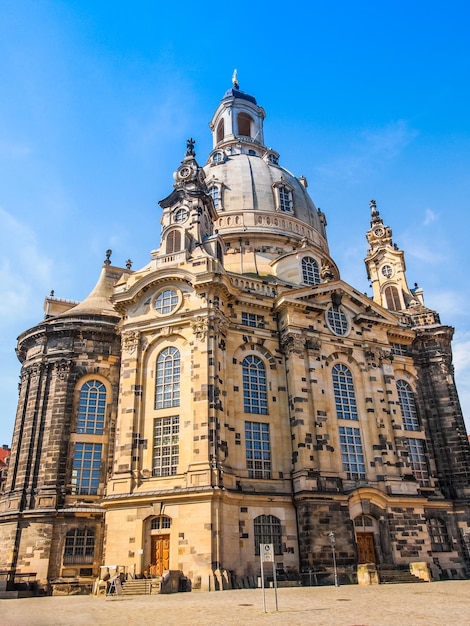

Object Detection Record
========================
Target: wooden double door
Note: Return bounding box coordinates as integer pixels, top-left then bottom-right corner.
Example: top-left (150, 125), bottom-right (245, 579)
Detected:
top-left (150, 534), bottom-right (170, 576)
top-left (356, 532), bottom-right (376, 564)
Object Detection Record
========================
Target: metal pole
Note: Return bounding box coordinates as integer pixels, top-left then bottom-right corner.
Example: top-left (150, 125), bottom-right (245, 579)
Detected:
top-left (260, 553), bottom-right (266, 613)
top-left (329, 532), bottom-right (339, 587)
top-left (273, 561), bottom-right (278, 612)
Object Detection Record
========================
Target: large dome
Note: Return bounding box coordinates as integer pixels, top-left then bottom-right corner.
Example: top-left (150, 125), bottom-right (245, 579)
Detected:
top-left (204, 152), bottom-right (325, 233)
top-left (201, 81), bottom-right (330, 260)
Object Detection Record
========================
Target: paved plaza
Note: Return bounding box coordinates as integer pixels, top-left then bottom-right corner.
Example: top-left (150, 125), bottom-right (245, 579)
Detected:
top-left (2, 580), bottom-right (470, 625)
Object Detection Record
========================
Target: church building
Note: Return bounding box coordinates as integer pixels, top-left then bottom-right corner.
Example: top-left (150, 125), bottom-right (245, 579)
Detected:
top-left (1, 77), bottom-right (470, 593)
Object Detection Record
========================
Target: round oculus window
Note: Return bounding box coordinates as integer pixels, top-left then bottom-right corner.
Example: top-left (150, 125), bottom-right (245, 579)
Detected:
top-left (154, 289), bottom-right (180, 315)
top-left (174, 208), bottom-right (189, 223)
top-left (381, 264), bottom-right (393, 278)
top-left (326, 304), bottom-right (350, 336)
top-left (178, 166), bottom-right (191, 179)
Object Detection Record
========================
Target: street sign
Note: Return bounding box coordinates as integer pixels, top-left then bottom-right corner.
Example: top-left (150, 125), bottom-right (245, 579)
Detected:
top-left (262, 543), bottom-right (274, 562)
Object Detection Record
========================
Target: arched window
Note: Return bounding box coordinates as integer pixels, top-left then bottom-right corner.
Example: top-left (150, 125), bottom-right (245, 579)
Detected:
top-left (166, 230), bottom-right (181, 254)
top-left (354, 515), bottom-right (374, 528)
top-left (64, 528), bottom-right (95, 563)
top-left (397, 380), bottom-right (419, 431)
top-left (77, 380), bottom-right (106, 434)
top-left (277, 185), bottom-right (292, 212)
top-left (428, 517), bottom-right (451, 552)
top-left (155, 347), bottom-right (180, 409)
top-left (384, 285), bottom-right (401, 311)
top-left (254, 514), bottom-right (282, 555)
top-left (151, 515), bottom-right (171, 530)
top-left (216, 119), bottom-right (225, 143)
top-left (242, 355), bottom-right (268, 414)
top-left (216, 242), bottom-right (224, 265)
top-left (301, 257), bottom-right (320, 285)
top-left (332, 364), bottom-right (358, 420)
top-left (238, 112), bottom-right (253, 137)
top-left (208, 185), bottom-right (219, 208)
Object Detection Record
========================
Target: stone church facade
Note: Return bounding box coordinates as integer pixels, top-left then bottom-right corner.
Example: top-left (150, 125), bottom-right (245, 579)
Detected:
top-left (1, 79), bottom-right (470, 593)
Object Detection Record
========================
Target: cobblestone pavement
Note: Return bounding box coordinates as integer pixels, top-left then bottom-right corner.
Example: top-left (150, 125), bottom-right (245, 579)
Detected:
top-left (2, 580), bottom-right (470, 626)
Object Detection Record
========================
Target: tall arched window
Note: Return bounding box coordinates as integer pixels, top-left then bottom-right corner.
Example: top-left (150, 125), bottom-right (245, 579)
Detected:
top-left (77, 380), bottom-right (106, 434)
top-left (166, 230), bottom-right (181, 254)
top-left (64, 528), bottom-right (95, 563)
top-left (216, 119), bottom-right (225, 143)
top-left (384, 285), bottom-right (401, 311)
top-left (254, 514), bottom-right (282, 555)
top-left (301, 257), bottom-right (320, 285)
top-left (332, 364), bottom-right (358, 420)
top-left (155, 347), bottom-right (180, 409)
top-left (242, 355), bottom-right (268, 414)
top-left (397, 380), bottom-right (419, 431)
top-left (208, 185), bottom-right (219, 208)
top-left (238, 112), bottom-right (253, 137)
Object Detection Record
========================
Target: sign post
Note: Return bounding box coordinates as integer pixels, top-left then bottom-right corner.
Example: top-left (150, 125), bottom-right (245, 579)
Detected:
top-left (260, 543), bottom-right (278, 613)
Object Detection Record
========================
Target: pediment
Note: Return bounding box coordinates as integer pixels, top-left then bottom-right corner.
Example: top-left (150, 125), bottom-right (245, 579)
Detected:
top-left (275, 279), bottom-right (401, 326)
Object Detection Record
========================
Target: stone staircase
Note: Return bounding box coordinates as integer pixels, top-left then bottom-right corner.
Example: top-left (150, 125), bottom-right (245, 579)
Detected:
top-left (120, 577), bottom-right (161, 595)
top-left (378, 568), bottom-right (426, 584)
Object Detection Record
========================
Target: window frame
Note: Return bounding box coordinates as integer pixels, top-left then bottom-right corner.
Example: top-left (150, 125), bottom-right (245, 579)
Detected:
top-left (153, 415), bottom-right (179, 477)
top-left (254, 514), bottom-right (282, 555)
top-left (155, 346), bottom-right (181, 409)
top-left (242, 355), bottom-right (268, 415)
top-left (64, 528), bottom-right (95, 564)
top-left (339, 426), bottom-right (366, 480)
top-left (428, 517), bottom-right (451, 552)
top-left (76, 380), bottom-right (107, 435)
top-left (71, 443), bottom-right (102, 496)
top-left (245, 421), bottom-right (271, 479)
top-left (384, 285), bottom-right (402, 311)
top-left (301, 256), bottom-right (320, 286)
top-left (241, 312), bottom-right (265, 328)
top-left (397, 379), bottom-right (419, 431)
top-left (154, 288), bottom-right (180, 316)
top-left (326, 304), bottom-right (350, 336)
top-left (332, 363), bottom-right (359, 421)
top-left (406, 437), bottom-right (429, 485)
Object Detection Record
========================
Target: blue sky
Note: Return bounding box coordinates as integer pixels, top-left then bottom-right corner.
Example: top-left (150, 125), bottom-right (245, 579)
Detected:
top-left (1, 0), bottom-right (469, 444)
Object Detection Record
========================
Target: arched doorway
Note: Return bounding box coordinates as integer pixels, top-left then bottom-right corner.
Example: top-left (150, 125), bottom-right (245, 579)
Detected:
top-left (354, 515), bottom-right (378, 564)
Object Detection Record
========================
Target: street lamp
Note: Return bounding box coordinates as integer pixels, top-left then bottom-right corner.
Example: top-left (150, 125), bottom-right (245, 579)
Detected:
top-left (328, 531), bottom-right (339, 587)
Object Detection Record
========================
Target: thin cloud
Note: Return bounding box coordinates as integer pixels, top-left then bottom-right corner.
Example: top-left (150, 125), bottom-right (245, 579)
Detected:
top-left (0, 207), bottom-right (53, 321)
top-left (423, 208), bottom-right (438, 225)
top-left (316, 120), bottom-right (418, 183)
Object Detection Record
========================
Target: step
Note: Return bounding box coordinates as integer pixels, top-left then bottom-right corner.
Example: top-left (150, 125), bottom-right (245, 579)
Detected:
top-left (379, 570), bottom-right (426, 584)
top-left (120, 579), bottom-right (161, 595)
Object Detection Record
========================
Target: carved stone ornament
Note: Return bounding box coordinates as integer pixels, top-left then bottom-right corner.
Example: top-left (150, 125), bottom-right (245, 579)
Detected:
top-left (280, 332), bottom-right (306, 355)
top-left (192, 316), bottom-right (209, 340)
top-left (55, 359), bottom-right (73, 380)
top-left (122, 330), bottom-right (141, 354)
top-left (29, 362), bottom-right (44, 378)
top-left (210, 312), bottom-right (228, 335)
top-left (320, 262), bottom-right (334, 282)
